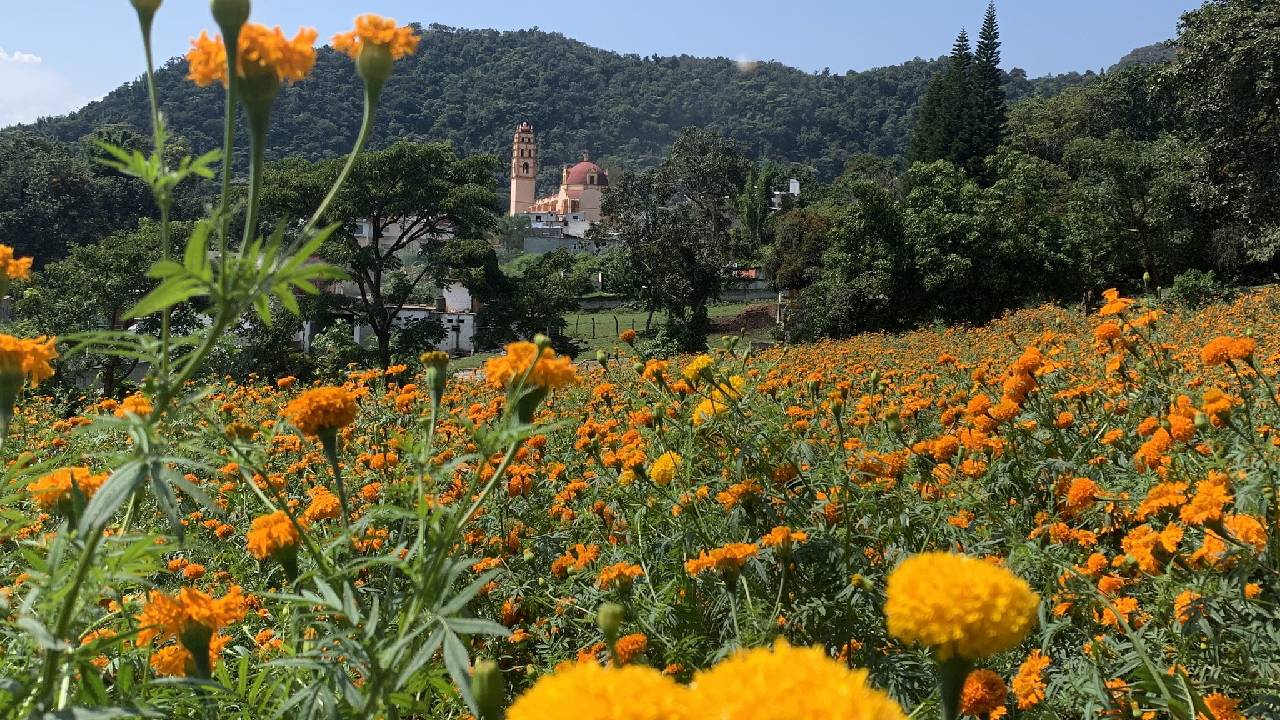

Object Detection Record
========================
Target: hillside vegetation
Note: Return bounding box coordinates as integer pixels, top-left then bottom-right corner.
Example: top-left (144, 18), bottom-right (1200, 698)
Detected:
top-left (16, 24), bottom-right (1095, 183)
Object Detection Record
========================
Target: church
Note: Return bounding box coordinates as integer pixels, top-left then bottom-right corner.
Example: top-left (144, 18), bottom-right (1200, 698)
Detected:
top-left (508, 122), bottom-right (609, 223)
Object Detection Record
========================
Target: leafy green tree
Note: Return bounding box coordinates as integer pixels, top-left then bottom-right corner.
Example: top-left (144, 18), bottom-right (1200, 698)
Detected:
top-left (433, 241), bottom-right (584, 349)
top-left (1062, 134), bottom-right (1211, 286)
top-left (14, 221), bottom-right (192, 397)
top-left (736, 162), bottom-right (781, 252)
top-left (601, 128), bottom-right (749, 351)
top-left (262, 141), bottom-right (499, 367)
top-left (766, 209), bottom-right (832, 292)
top-left (901, 160), bottom-right (986, 322)
top-left (786, 170), bottom-right (910, 340)
top-left (0, 131), bottom-right (155, 264)
top-left (1167, 0), bottom-right (1280, 234)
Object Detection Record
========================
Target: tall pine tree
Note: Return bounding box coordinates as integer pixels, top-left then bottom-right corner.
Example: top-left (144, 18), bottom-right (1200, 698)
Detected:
top-left (908, 5), bottom-right (1008, 177)
top-left (909, 30), bottom-right (976, 166)
top-left (971, 2), bottom-right (1008, 173)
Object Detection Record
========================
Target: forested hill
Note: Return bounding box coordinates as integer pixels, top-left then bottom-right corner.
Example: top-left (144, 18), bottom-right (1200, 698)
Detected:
top-left (17, 24), bottom-right (1096, 184)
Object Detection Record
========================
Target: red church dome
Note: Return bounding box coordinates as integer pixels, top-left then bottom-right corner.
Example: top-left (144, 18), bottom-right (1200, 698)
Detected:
top-left (565, 160), bottom-right (608, 187)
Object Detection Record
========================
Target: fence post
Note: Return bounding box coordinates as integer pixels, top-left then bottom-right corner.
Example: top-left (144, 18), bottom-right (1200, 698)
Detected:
top-left (614, 315), bottom-right (620, 338)
top-left (591, 317), bottom-right (596, 339)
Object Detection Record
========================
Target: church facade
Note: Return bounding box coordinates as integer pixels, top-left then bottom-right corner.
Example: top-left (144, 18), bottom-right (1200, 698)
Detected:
top-left (508, 122), bottom-right (609, 222)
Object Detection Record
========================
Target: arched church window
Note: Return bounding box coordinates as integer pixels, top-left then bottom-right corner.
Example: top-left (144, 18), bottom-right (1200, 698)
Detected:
top-left (522, 162), bottom-right (529, 175)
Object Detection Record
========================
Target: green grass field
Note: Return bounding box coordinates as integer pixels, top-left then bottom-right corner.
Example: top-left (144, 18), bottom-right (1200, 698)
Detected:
top-left (450, 301), bottom-right (775, 370)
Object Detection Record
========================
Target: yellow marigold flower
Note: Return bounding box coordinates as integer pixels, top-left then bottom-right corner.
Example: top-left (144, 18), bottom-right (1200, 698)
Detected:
top-left (0, 334), bottom-right (57, 387)
top-left (649, 451), bottom-right (682, 486)
top-left (507, 662), bottom-right (687, 720)
top-left (283, 386), bottom-right (358, 436)
top-left (26, 467), bottom-right (109, 510)
top-left (685, 640), bottom-right (906, 720)
top-left (1012, 650), bottom-right (1049, 709)
top-left (332, 14), bottom-right (420, 60)
top-left (246, 510), bottom-right (303, 560)
top-left (884, 552), bottom-right (1039, 662)
top-left (1199, 336), bottom-right (1256, 366)
top-left (484, 341), bottom-right (580, 390)
top-left (682, 353), bottom-right (714, 382)
top-left (187, 24), bottom-right (317, 87)
top-left (960, 668), bottom-right (1008, 718)
top-left (0, 244), bottom-right (33, 282)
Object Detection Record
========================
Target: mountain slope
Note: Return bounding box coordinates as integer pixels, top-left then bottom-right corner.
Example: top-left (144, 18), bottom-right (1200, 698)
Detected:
top-left (17, 24), bottom-right (1096, 186)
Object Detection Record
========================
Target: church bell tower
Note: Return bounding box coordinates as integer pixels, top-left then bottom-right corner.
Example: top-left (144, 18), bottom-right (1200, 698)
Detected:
top-left (509, 122), bottom-right (537, 216)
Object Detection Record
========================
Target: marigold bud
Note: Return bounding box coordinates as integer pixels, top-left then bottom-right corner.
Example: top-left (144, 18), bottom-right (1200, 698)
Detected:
top-left (210, 0), bottom-right (250, 35)
top-left (356, 40), bottom-right (394, 91)
top-left (597, 602), bottom-right (624, 639)
top-left (471, 660), bottom-right (505, 720)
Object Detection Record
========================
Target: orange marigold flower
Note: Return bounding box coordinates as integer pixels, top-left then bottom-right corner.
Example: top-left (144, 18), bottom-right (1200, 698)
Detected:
top-left (960, 668), bottom-right (1008, 718)
top-left (332, 14), bottom-right (421, 60)
top-left (283, 386), bottom-right (358, 436)
top-left (1136, 481), bottom-right (1189, 520)
top-left (1200, 692), bottom-right (1243, 720)
top-left (1013, 650), bottom-right (1050, 709)
top-left (137, 586), bottom-right (246, 650)
top-left (26, 467), bottom-right (109, 511)
top-left (1063, 477), bottom-right (1100, 514)
top-left (0, 334), bottom-right (58, 387)
top-left (1097, 288), bottom-right (1134, 316)
top-left (187, 24), bottom-right (317, 87)
top-left (685, 542), bottom-right (758, 579)
top-left (1179, 471), bottom-right (1232, 526)
top-left (760, 525), bottom-right (809, 551)
top-left (619, 328), bottom-right (637, 343)
top-left (1199, 336), bottom-right (1256, 366)
top-left (246, 510), bottom-right (303, 560)
top-left (613, 633), bottom-right (648, 665)
top-left (597, 562), bottom-right (644, 590)
top-left (0, 244), bottom-right (33, 281)
top-left (1223, 513), bottom-right (1267, 551)
top-left (484, 342), bottom-right (580, 390)
top-left (114, 392), bottom-right (152, 418)
top-left (302, 486), bottom-right (342, 522)
top-left (1174, 589), bottom-right (1203, 624)
top-left (1093, 321), bottom-right (1123, 344)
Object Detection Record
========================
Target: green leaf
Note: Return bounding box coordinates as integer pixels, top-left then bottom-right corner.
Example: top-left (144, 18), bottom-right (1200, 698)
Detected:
top-left (125, 277), bottom-right (205, 319)
top-left (442, 630), bottom-right (478, 715)
top-left (78, 460), bottom-right (145, 535)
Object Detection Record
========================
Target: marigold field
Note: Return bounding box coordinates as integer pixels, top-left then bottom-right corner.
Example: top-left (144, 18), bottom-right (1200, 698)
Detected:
top-left (4, 286), bottom-right (1280, 718)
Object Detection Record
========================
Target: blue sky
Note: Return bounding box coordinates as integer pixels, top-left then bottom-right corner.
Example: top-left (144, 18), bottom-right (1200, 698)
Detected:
top-left (0, 0), bottom-right (1202, 126)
